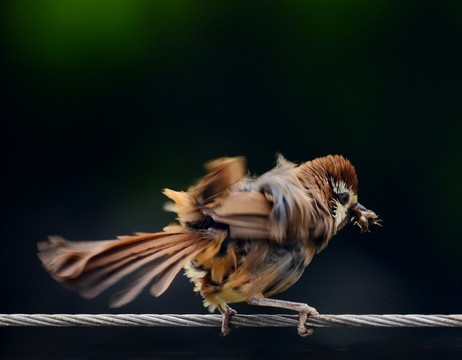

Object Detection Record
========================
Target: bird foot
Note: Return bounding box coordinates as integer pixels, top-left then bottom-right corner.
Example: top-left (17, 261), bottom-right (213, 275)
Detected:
top-left (297, 304), bottom-right (318, 337)
top-left (247, 296), bottom-right (319, 337)
top-left (219, 305), bottom-right (237, 336)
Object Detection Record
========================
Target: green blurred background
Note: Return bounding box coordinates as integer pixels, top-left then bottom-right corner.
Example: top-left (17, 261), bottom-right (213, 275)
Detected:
top-left (1, 1), bottom-right (462, 358)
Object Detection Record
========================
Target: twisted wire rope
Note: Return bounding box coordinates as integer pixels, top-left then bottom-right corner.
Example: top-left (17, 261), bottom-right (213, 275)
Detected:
top-left (1, 314), bottom-right (461, 328)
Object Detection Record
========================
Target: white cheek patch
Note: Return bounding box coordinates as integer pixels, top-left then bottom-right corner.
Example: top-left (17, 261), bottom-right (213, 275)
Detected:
top-left (332, 199), bottom-right (347, 228)
top-left (331, 179), bottom-right (357, 228)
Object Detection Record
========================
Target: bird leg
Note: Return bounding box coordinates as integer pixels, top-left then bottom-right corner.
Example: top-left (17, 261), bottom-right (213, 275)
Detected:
top-left (218, 304), bottom-right (237, 336)
top-left (248, 296), bottom-right (318, 337)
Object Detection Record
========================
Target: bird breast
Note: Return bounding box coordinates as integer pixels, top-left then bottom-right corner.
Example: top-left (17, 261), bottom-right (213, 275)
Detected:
top-left (184, 235), bottom-right (316, 310)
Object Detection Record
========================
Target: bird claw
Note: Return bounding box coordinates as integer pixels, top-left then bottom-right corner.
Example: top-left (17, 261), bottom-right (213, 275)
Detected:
top-left (297, 304), bottom-right (318, 337)
top-left (219, 305), bottom-right (237, 336)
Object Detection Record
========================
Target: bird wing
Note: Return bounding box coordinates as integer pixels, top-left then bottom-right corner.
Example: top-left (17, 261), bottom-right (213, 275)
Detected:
top-left (163, 156), bottom-right (248, 225)
top-left (203, 159), bottom-right (328, 245)
top-left (205, 190), bottom-right (273, 239)
top-left (164, 156), bottom-right (332, 246)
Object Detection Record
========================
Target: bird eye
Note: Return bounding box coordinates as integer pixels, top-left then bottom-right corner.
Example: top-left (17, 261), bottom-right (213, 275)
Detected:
top-left (338, 193), bottom-right (349, 205)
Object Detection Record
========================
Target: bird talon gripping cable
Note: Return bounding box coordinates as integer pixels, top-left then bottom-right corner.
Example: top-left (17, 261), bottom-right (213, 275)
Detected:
top-left (37, 154), bottom-right (381, 337)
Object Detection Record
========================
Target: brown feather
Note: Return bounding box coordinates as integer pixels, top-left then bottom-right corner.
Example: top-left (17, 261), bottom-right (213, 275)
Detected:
top-left (202, 158), bottom-right (335, 247)
top-left (149, 243), bottom-right (206, 297)
top-left (79, 238), bottom-right (202, 299)
top-left (197, 156), bottom-right (246, 201)
top-left (38, 154), bottom-right (371, 316)
top-left (38, 228), bottom-right (214, 305)
top-left (109, 243), bottom-right (207, 308)
top-left (209, 191), bottom-right (271, 217)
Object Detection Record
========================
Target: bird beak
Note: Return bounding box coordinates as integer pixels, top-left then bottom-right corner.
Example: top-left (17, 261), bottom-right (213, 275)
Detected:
top-left (350, 203), bottom-right (382, 233)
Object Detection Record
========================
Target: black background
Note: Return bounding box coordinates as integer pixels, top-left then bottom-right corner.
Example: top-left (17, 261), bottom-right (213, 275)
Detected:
top-left (1, 1), bottom-right (462, 359)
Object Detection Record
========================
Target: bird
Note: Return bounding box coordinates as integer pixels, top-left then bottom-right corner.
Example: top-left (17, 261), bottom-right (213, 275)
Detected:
top-left (37, 154), bottom-right (380, 336)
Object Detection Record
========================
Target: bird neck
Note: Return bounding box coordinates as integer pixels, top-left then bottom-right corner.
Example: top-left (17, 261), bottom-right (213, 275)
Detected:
top-left (295, 162), bottom-right (337, 251)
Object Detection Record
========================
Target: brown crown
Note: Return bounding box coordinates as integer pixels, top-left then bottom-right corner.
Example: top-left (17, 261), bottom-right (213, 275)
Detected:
top-left (298, 155), bottom-right (358, 201)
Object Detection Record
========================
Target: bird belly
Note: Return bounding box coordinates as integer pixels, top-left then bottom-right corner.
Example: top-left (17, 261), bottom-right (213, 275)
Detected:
top-left (184, 237), bottom-right (315, 311)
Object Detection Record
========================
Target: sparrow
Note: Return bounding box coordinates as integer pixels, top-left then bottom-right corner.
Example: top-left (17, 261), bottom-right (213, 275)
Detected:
top-left (37, 154), bottom-right (380, 336)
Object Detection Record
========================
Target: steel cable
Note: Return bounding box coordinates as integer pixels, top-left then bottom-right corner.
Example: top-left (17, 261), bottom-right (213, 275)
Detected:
top-left (1, 314), bottom-right (461, 328)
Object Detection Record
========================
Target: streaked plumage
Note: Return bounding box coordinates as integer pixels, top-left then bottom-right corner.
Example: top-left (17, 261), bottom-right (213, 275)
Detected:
top-left (38, 154), bottom-right (380, 336)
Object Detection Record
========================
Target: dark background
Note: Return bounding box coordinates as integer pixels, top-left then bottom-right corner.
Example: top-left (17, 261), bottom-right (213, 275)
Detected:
top-left (1, 1), bottom-right (462, 359)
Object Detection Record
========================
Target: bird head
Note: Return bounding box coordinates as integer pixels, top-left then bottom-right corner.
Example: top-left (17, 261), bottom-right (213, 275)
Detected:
top-left (304, 155), bottom-right (381, 233)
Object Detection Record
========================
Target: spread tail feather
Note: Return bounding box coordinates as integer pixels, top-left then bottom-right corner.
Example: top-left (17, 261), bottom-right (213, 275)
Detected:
top-left (37, 226), bottom-right (211, 307)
